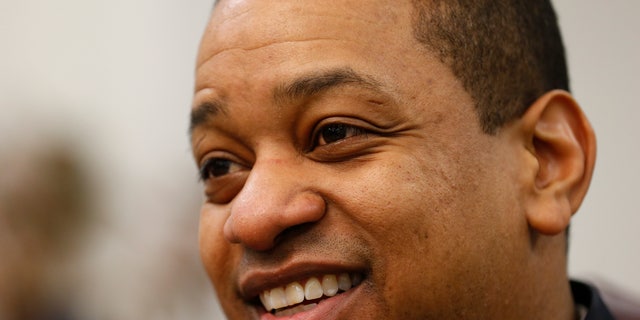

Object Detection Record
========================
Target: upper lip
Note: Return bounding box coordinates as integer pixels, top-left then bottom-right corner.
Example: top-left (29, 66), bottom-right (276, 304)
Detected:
top-left (238, 260), bottom-right (368, 301)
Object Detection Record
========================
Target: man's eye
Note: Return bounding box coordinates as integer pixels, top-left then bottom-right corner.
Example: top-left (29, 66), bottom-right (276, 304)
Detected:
top-left (199, 158), bottom-right (243, 181)
top-left (316, 123), bottom-right (367, 146)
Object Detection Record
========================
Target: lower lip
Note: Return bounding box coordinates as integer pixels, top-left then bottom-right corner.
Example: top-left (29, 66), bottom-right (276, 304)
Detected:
top-left (257, 284), bottom-right (362, 320)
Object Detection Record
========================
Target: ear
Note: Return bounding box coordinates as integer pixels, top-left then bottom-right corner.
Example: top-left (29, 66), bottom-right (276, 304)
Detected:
top-left (519, 90), bottom-right (596, 235)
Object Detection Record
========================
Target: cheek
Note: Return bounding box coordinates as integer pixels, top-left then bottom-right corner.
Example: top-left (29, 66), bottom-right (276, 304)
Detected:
top-left (334, 139), bottom-right (521, 315)
top-left (199, 205), bottom-right (224, 269)
top-left (200, 206), bottom-right (257, 319)
top-left (340, 153), bottom-right (455, 245)
top-left (332, 154), bottom-right (460, 315)
top-left (199, 205), bottom-right (238, 301)
top-left (331, 152), bottom-right (455, 271)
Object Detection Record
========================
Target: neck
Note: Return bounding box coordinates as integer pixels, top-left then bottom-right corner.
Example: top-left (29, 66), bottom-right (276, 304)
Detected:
top-left (524, 234), bottom-right (576, 320)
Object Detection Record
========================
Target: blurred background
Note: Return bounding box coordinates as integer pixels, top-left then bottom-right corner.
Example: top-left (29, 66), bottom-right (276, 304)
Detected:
top-left (0, 0), bottom-right (638, 319)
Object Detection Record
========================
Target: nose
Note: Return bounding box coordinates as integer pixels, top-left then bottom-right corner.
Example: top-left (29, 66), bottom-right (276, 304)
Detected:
top-left (223, 158), bottom-right (326, 251)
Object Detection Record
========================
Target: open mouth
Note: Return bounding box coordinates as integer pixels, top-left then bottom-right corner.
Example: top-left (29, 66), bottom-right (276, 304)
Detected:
top-left (257, 272), bottom-right (363, 317)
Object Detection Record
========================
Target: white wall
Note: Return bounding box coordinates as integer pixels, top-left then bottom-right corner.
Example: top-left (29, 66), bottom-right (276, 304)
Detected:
top-left (555, 0), bottom-right (640, 298)
top-left (0, 0), bottom-right (225, 318)
top-left (0, 1), bottom-right (638, 319)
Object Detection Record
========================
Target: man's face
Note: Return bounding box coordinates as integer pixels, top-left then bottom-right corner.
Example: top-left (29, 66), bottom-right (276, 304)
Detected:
top-left (192, 0), bottom-right (531, 319)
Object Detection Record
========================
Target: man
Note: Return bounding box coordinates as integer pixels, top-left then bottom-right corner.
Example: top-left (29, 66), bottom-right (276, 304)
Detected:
top-left (189, 0), bottom-right (613, 318)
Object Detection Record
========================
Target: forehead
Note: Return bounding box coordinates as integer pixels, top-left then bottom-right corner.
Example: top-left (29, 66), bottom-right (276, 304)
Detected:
top-left (197, 0), bottom-right (415, 68)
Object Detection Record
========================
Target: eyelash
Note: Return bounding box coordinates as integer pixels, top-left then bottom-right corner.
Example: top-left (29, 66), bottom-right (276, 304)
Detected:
top-left (311, 122), bottom-right (368, 149)
top-left (199, 158), bottom-right (238, 181)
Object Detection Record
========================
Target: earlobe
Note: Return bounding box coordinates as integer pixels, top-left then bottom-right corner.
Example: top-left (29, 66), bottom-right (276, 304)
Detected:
top-left (520, 90), bottom-right (597, 235)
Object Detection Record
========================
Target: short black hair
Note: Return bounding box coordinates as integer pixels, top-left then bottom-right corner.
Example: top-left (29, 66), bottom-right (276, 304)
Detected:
top-left (412, 0), bottom-right (569, 134)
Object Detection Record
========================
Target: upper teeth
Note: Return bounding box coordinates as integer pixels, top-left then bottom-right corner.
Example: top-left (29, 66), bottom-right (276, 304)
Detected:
top-left (259, 273), bottom-right (362, 312)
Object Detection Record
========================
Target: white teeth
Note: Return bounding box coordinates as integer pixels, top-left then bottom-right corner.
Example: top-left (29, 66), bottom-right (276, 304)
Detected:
top-left (338, 273), bottom-right (352, 291)
top-left (304, 277), bottom-right (324, 300)
top-left (285, 282), bottom-right (305, 305)
top-left (322, 275), bottom-right (339, 297)
top-left (260, 290), bottom-right (272, 311)
top-left (260, 273), bottom-right (361, 313)
top-left (269, 287), bottom-right (288, 310)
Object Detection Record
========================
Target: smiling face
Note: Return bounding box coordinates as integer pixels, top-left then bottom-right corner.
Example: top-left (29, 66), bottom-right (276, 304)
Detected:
top-left (191, 0), bottom-right (541, 319)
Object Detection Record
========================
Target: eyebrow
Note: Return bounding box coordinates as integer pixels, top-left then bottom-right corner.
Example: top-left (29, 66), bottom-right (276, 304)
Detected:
top-left (189, 99), bottom-right (227, 134)
top-left (273, 67), bottom-right (381, 105)
top-left (189, 67), bottom-right (382, 135)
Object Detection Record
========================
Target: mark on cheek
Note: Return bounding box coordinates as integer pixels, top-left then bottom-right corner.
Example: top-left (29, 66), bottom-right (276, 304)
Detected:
top-left (430, 112), bottom-right (445, 125)
top-left (265, 158), bottom-right (287, 165)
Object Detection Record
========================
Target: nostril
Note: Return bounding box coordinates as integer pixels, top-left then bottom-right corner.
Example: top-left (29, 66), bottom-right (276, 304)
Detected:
top-left (224, 211), bottom-right (280, 251)
top-left (224, 180), bottom-right (326, 251)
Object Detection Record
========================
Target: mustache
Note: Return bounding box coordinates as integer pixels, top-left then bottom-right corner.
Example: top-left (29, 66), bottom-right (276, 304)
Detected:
top-left (236, 222), bottom-right (372, 272)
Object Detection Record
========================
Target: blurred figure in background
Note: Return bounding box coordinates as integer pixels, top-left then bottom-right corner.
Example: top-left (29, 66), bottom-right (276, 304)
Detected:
top-left (0, 132), bottom-right (220, 320)
top-left (0, 140), bottom-right (91, 320)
